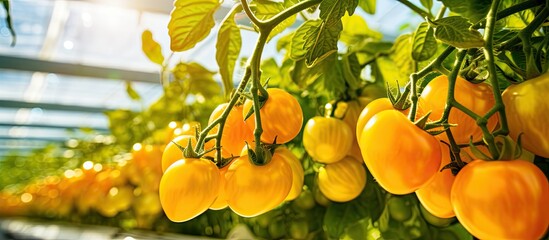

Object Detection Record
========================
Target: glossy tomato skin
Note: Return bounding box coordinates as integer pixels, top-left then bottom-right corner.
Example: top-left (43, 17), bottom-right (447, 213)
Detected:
top-left (208, 103), bottom-right (254, 156)
top-left (356, 98), bottom-right (395, 141)
top-left (303, 116), bottom-right (353, 163)
top-left (242, 88), bottom-right (303, 144)
top-left (420, 75), bottom-right (498, 144)
top-left (360, 110), bottom-right (441, 195)
top-left (159, 158), bottom-right (220, 222)
top-left (161, 135), bottom-right (197, 172)
top-left (502, 72), bottom-right (549, 158)
top-left (276, 146), bottom-right (304, 201)
top-left (318, 156), bottom-right (366, 202)
top-left (224, 146), bottom-right (293, 217)
top-left (415, 142), bottom-right (455, 218)
top-left (451, 160), bottom-right (549, 239)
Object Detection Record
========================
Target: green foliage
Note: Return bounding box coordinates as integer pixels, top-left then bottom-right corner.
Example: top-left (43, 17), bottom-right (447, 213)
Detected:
top-left (168, 0), bottom-right (220, 51)
top-left (141, 30), bottom-right (165, 65)
top-left (251, 0), bottom-right (298, 40)
top-left (429, 16), bottom-right (485, 49)
top-left (216, 7), bottom-right (242, 96)
top-left (358, 0), bottom-right (376, 14)
top-left (439, 0), bottom-right (491, 23)
top-left (412, 22), bottom-right (437, 61)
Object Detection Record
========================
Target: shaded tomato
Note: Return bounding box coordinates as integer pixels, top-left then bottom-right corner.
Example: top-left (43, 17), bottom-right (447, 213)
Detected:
top-left (420, 75), bottom-right (498, 144)
top-left (502, 72), bottom-right (549, 158)
top-left (159, 158), bottom-right (220, 222)
top-left (415, 142), bottom-right (455, 218)
top-left (451, 159), bottom-right (549, 239)
top-left (161, 135), bottom-right (197, 172)
top-left (318, 156), bottom-right (366, 202)
top-left (303, 116), bottom-right (353, 163)
top-left (242, 88), bottom-right (303, 144)
top-left (224, 145), bottom-right (293, 217)
top-left (387, 196), bottom-right (413, 222)
top-left (276, 146), bottom-right (304, 201)
top-left (208, 103), bottom-right (254, 156)
top-left (209, 163), bottom-right (231, 210)
top-left (360, 110), bottom-right (441, 194)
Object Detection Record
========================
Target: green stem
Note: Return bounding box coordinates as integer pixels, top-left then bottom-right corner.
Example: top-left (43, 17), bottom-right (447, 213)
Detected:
top-left (435, 50), bottom-right (467, 124)
top-left (483, 0), bottom-right (509, 139)
top-left (472, 0), bottom-right (544, 29)
top-left (479, 0), bottom-right (504, 159)
top-left (397, 0), bottom-right (433, 19)
top-left (160, 52), bottom-right (175, 91)
top-left (250, 32), bottom-right (270, 165)
top-left (444, 129), bottom-right (465, 167)
top-left (241, 0), bottom-right (264, 28)
top-left (194, 68), bottom-right (252, 159)
top-left (264, 0), bottom-right (322, 28)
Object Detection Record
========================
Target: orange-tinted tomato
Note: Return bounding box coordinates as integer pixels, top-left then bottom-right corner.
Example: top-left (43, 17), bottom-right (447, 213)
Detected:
top-left (161, 135), bottom-right (197, 172)
top-left (318, 156), bottom-right (366, 202)
top-left (242, 88), bottom-right (303, 144)
top-left (420, 75), bottom-right (498, 144)
top-left (451, 160), bottom-right (549, 239)
top-left (502, 72), bottom-right (549, 158)
top-left (159, 158), bottom-right (220, 222)
top-left (356, 98), bottom-right (413, 141)
top-left (277, 146), bottom-right (304, 201)
top-left (224, 146), bottom-right (293, 217)
top-left (415, 142), bottom-right (455, 218)
top-left (208, 103), bottom-right (254, 156)
top-left (209, 163), bottom-right (231, 210)
top-left (303, 116), bottom-right (353, 163)
top-left (132, 143), bottom-right (163, 174)
top-left (360, 110), bottom-right (441, 194)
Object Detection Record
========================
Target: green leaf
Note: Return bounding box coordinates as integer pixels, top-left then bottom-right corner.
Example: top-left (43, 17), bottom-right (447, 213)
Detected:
top-left (358, 0), bottom-right (376, 14)
top-left (172, 62), bottom-right (221, 98)
top-left (216, 8), bottom-right (242, 97)
top-left (340, 13), bottom-right (382, 46)
top-left (290, 20), bottom-right (322, 60)
top-left (141, 30), bottom-right (165, 65)
top-left (319, 0), bottom-right (359, 25)
top-left (125, 81), bottom-right (142, 101)
top-left (391, 34), bottom-right (415, 79)
top-left (420, 0), bottom-right (433, 11)
top-left (168, 0), bottom-right (220, 52)
top-left (342, 53), bottom-right (362, 90)
top-left (2, 0), bottom-right (16, 46)
top-left (412, 22), bottom-right (437, 61)
top-left (430, 16), bottom-right (484, 49)
top-left (439, 0), bottom-right (491, 23)
top-left (304, 21), bottom-right (341, 67)
top-left (252, 0), bottom-right (297, 41)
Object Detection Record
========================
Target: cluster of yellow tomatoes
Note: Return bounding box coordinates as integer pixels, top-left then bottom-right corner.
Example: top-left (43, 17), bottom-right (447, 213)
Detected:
top-left (356, 74), bottom-right (549, 239)
top-left (0, 142), bottom-right (166, 229)
top-left (302, 100), bottom-right (368, 203)
top-left (159, 88), bottom-right (305, 222)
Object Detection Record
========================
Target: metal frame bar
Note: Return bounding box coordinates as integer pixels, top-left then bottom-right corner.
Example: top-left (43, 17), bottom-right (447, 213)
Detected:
top-left (0, 55), bottom-right (160, 83)
top-left (0, 99), bottom-right (115, 113)
top-left (0, 122), bottom-right (109, 132)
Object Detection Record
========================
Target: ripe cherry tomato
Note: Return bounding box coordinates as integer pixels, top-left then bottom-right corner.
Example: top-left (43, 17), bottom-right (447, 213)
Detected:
top-left (451, 159), bottom-right (549, 239)
top-left (224, 145), bottom-right (293, 217)
top-left (159, 158), bottom-right (220, 222)
top-left (208, 103), bottom-right (254, 156)
top-left (502, 72), bottom-right (549, 158)
top-left (420, 75), bottom-right (498, 144)
top-left (318, 156), bottom-right (366, 202)
top-left (303, 116), bottom-right (353, 163)
top-left (360, 110), bottom-right (441, 194)
top-left (415, 142), bottom-right (455, 218)
top-left (161, 135), bottom-right (197, 172)
top-left (276, 146), bottom-right (304, 201)
top-left (242, 88), bottom-right (303, 144)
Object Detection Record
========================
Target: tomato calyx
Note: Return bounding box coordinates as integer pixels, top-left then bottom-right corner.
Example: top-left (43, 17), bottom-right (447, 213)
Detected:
top-left (387, 81), bottom-right (411, 111)
top-left (245, 143), bottom-right (273, 166)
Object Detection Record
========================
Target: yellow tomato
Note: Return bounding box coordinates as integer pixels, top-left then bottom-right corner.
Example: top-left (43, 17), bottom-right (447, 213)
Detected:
top-left (318, 156), bottom-right (366, 202)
